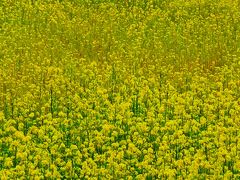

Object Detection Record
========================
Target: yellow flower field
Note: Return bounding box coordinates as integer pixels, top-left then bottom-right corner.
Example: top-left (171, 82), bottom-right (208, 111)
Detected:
top-left (0, 0), bottom-right (240, 179)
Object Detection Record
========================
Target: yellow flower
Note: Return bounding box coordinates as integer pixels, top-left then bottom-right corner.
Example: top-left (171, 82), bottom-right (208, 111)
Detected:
top-left (4, 157), bottom-right (13, 168)
top-left (65, 160), bottom-right (73, 171)
top-left (29, 112), bottom-right (35, 118)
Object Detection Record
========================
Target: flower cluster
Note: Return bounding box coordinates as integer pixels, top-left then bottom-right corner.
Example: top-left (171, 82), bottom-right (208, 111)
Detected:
top-left (0, 0), bottom-right (240, 179)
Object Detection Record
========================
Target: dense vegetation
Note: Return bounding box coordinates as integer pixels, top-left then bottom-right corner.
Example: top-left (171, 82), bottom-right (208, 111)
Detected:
top-left (0, 0), bottom-right (240, 179)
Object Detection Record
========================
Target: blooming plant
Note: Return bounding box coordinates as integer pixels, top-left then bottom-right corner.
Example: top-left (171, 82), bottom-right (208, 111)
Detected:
top-left (0, 0), bottom-right (240, 179)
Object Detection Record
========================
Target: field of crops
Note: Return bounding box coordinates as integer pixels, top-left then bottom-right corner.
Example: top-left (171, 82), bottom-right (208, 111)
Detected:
top-left (0, 0), bottom-right (240, 179)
